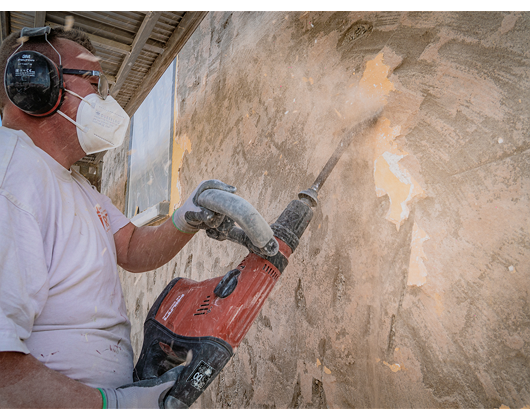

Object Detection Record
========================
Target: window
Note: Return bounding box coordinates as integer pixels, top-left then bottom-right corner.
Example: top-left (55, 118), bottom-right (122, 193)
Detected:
top-left (125, 59), bottom-right (176, 226)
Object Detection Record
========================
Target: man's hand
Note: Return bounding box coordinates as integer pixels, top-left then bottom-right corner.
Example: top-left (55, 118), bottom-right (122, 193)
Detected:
top-left (172, 180), bottom-right (236, 234)
top-left (114, 179), bottom-right (237, 273)
top-left (99, 366), bottom-right (183, 409)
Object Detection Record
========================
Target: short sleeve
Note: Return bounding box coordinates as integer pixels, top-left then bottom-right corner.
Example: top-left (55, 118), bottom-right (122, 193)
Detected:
top-left (0, 193), bottom-right (49, 353)
top-left (92, 188), bottom-right (130, 235)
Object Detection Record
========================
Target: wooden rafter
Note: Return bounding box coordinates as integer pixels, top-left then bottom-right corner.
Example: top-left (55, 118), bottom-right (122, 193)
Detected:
top-left (0, 11), bottom-right (10, 43)
top-left (124, 11), bottom-right (207, 116)
top-left (83, 32), bottom-right (131, 55)
top-left (46, 21), bottom-right (131, 55)
top-left (34, 11), bottom-right (46, 27)
top-left (110, 11), bottom-right (163, 95)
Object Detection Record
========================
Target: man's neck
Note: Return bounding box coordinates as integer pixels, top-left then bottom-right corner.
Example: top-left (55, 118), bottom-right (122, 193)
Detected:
top-left (2, 108), bottom-right (85, 169)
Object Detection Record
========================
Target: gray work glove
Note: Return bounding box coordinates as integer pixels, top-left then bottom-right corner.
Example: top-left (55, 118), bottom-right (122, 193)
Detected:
top-left (172, 179), bottom-right (236, 234)
top-left (99, 366), bottom-right (183, 409)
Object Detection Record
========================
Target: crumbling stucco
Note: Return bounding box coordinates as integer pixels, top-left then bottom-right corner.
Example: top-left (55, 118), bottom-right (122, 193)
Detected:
top-left (102, 11), bottom-right (530, 408)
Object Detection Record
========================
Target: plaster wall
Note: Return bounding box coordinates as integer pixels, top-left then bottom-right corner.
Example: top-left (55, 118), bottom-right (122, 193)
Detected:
top-left (102, 11), bottom-right (530, 408)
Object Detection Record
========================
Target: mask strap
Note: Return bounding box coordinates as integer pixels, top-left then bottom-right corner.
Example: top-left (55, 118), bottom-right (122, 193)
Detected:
top-left (57, 110), bottom-right (88, 133)
top-left (65, 89), bottom-right (94, 107)
top-left (57, 89), bottom-right (93, 132)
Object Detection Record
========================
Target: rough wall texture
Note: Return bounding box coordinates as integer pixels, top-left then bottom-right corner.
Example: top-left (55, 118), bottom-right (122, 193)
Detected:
top-left (102, 11), bottom-right (530, 409)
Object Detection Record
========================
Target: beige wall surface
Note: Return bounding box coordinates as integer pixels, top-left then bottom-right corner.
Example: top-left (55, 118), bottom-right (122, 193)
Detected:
top-left (102, 11), bottom-right (530, 408)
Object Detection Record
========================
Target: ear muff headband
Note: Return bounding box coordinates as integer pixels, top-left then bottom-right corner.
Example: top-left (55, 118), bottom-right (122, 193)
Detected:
top-left (4, 50), bottom-right (65, 117)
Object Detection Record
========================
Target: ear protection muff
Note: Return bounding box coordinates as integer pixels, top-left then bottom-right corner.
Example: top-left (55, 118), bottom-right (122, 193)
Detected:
top-left (4, 50), bottom-right (65, 116)
top-left (3, 27), bottom-right (65, 117)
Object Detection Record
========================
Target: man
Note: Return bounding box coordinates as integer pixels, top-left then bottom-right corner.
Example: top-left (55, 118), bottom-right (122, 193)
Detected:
top-left (0, 26), bottom-right (236, 408)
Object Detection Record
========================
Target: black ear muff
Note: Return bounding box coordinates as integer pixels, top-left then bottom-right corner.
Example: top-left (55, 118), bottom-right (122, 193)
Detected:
top-left (4, 50), bottom-right (65, 117)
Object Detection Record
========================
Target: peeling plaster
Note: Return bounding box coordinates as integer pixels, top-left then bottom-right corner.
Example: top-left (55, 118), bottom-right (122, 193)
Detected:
top-left (383, 361), bottom-right (402, 372)
top-left (362, 52), bottom-right (426, 231)
top-left (359, 52), bottom-right (395, 102)
top-left (170, 135), bottom-right (192, 211)
top-left (372, 119), bottom-right (426, 230)
top-left (365, 52), bottom-right (432, 287)
top-left (407, 221), bottom-right (430, 287)
top-left (375, 152), bottom-right (421, 229)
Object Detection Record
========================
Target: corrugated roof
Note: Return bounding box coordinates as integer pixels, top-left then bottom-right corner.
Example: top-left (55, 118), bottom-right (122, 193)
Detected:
top-left (1, 11), bottom-right (205, 115)
top-left (0, 10), bottom-right (207, 171)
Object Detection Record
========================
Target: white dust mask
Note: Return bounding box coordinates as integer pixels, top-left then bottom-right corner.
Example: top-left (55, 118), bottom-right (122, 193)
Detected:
top-left (58, 90), bottom-right (130, 154)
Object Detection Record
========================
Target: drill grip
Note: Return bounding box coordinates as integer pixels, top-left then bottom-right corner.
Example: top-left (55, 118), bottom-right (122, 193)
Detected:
top-left (196, 189), bottom-right (274, 249)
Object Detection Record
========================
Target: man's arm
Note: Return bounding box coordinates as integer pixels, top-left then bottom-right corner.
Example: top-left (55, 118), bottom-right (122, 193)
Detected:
top-left (0, 352), bottom-right (102, 408)
top-left (114, 218), bottom-right (194, 273)
top-left (114, 180), bottom-right (237, 273)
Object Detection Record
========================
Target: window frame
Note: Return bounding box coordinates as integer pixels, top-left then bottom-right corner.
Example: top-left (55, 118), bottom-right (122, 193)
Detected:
top-left (124, 59), bottom-right (176, 226)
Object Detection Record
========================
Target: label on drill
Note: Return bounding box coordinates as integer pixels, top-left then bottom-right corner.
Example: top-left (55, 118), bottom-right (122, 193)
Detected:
top-left (187, 360), bottom-right (215, 391)
top-left (162, 293), bottom-right (184, 321)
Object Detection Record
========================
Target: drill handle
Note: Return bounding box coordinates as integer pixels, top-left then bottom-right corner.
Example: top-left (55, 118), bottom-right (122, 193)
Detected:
top-left (196, 189), bottom-right (278, 256)
top-left (205, 218), bottom-right (278, 257)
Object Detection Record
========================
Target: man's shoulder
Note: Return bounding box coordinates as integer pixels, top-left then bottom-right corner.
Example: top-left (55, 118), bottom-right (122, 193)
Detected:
top-left (0, 128), bottom-right (54, 213)
top-left (0, 127), bottom-right (20, 182)
top-left (0, 127), bottom-right (53, 179)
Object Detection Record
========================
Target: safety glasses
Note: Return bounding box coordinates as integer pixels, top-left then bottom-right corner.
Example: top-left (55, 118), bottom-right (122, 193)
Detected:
top-left (62, 68), bottom-right (109, 100)
top-left (13, 28), bottom-right (110, 100)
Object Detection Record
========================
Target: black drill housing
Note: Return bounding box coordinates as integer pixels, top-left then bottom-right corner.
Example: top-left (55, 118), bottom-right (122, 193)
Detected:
top-left (270, 199), bottom-right (313, 253)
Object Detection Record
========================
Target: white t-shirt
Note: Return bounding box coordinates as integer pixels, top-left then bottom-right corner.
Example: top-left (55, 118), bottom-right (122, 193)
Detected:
top-left (0, 127), bottom-right (134, 388)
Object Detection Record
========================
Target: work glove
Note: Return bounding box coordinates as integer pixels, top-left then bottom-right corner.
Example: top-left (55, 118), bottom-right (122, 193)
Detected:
top-left (172, 179), bottom-right (237, 234)
top-left (98, 365), bottom-right (183, 409)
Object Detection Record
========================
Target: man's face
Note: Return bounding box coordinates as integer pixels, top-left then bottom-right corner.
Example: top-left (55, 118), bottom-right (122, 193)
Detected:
top-left (57, 38), bottom-right (104, 119)
top-left (36, 38), bottom-right (106, 155)
top-left (1, 37), bottom-right (108, 164)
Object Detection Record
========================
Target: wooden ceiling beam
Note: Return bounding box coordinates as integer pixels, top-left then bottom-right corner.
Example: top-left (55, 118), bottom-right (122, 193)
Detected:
top-left (86, 32), bottom-right (132, 55)
top-left (46, 12), bottom-right (162, 53)
top-left (34, 11), bottom-right (46, 27)
top-left (111, 11), bottom-right (163, 95)
top-left (46, 20), bottom-right (131, 55)
top-left (0, 11), bottom-right (10, 43)
top-left (124, 11), bottom-right (208, 116)
top-left (48, 11), bottom-right (134, 45)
